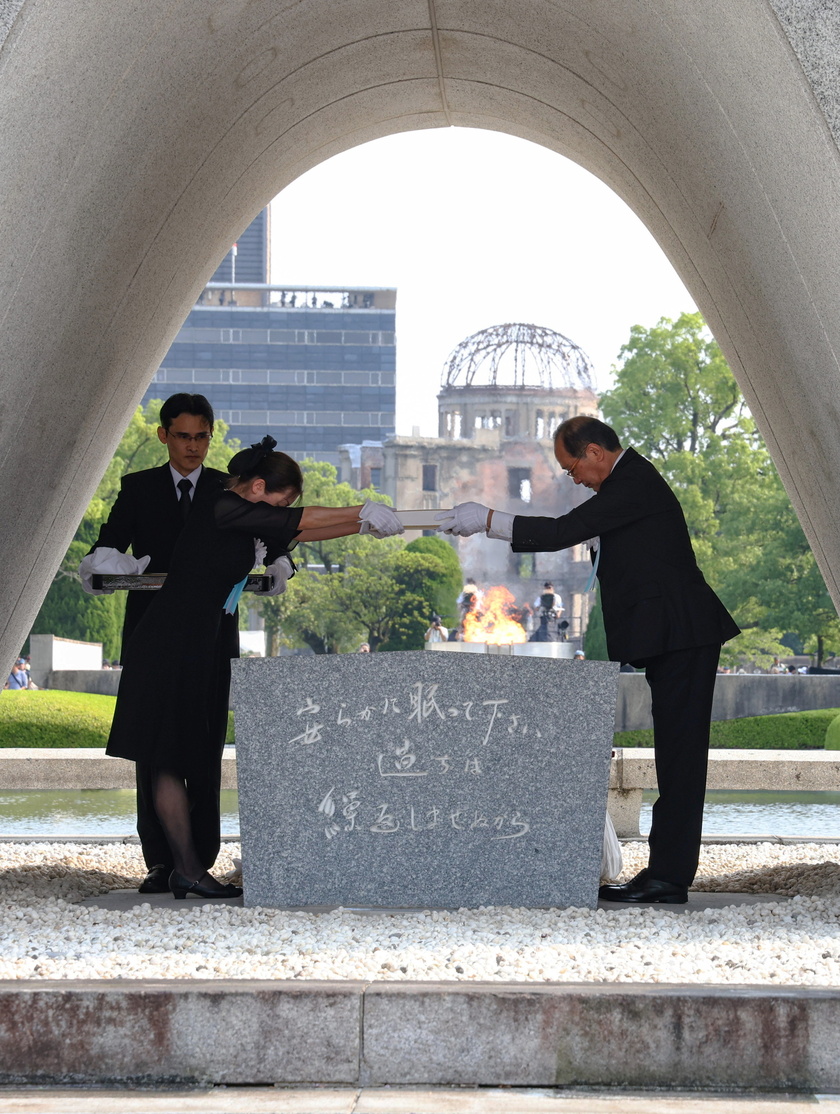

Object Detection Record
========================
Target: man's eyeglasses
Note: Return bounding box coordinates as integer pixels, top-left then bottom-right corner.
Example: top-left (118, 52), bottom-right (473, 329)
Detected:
top-left (564, 455), bottom-right (583, 479)
top-left (167, 431), bottom-right (213, 443)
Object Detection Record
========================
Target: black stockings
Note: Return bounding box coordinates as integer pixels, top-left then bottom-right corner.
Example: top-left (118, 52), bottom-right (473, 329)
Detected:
top-left (150, 769), bottom-right (205, 883)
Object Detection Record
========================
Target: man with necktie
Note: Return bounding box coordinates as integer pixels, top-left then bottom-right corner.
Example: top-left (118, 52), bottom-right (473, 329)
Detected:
top-left (80, 393), bottom-right (293, 893)
top-left (436, 415), bottom-right (740, 904)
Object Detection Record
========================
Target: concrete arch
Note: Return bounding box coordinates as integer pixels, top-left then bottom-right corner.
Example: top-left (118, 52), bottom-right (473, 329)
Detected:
top-left (2, 0), bottom-right (840, 665)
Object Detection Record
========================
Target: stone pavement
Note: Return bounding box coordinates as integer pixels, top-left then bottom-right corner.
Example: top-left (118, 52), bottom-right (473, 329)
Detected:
top-left (0, 1087), bottom-right (837, 1112)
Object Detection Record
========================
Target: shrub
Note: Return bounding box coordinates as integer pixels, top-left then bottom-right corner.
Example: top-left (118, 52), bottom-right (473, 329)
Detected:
top-left (615, 707), bottom-right (840, 750)
top-left (825, 713), bottom-right (840, 750)
top-left (0, 690), bottom-right (116, 748)
top-left (404, 536), bottom-right (462, 625)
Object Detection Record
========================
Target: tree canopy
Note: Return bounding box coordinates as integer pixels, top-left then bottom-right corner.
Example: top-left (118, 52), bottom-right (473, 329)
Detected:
top-left (253, 460), bottom-right (462, 654)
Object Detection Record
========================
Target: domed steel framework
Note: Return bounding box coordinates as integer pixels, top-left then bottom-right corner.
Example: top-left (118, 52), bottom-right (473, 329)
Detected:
top-left (442, 323), bottom-right (595, 391)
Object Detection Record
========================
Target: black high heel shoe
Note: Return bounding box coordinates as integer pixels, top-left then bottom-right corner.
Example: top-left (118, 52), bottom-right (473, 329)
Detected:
top-left (169, 870), bottom-right (243, 900)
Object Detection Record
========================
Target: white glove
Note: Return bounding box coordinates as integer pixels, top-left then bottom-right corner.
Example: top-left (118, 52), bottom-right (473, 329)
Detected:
top-left (358, 500), bottom-right (404, 537)
top-left (78, 547), bottom-right (151, 595)
top-left (254, 555), bottom-right (294, 596)
top-left (434, 502), bottom-right (491, 537)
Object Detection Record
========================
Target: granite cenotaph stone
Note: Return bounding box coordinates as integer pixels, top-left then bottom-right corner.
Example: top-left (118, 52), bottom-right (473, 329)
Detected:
top-left (231, 652), bottom-right (618, 909)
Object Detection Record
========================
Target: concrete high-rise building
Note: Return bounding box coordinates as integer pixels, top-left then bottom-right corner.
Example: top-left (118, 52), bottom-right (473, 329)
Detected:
top-left (208, 208), bottom-right (271, 286)
top-left (142, 210), bottom-right (396, 465)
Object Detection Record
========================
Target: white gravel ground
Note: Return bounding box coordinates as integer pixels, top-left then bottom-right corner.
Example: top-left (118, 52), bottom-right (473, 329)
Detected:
top-left (0, 840), bottom-right (837, 985)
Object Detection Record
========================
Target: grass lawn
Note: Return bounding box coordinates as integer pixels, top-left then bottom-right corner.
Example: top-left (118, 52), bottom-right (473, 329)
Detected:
top-left (0, 690), bottom-right (235, 747)
top-left (0, 689), bottom-right (117, 747)
top-left (2, 689), bottom-right (837, 750)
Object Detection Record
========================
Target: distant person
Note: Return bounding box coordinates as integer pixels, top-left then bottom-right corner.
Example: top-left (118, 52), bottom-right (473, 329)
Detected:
top-left (573, 649), bottom-right (585, 660)
top-left (533, 581), bottom-right (563, 615)
top-left (6, 659), bottom-right (37, 690)
top-left (424, 615), bottom-right (449, 643)
top-left (458, 577), bottom-right (482, 616)
top-left (516, 600), bottom-right (535, 635)
top-left (357, 642), bottom-right (371, 653)
top-left (437, 415), bottom-right (739, 905)
top-left (531, 581), bottom-right (565, 642)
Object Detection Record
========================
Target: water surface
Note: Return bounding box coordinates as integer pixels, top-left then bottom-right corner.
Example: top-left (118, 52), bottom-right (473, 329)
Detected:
top-left (0, 789), bottom-right (836, 839)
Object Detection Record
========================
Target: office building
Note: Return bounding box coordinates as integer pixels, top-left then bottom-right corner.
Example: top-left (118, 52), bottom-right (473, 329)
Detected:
top-left (142, 211), bottom-right (396, 466)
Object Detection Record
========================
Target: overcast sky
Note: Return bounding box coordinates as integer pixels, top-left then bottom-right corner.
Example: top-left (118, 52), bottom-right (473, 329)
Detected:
top-left (270, 127), bottom-right (697, 437)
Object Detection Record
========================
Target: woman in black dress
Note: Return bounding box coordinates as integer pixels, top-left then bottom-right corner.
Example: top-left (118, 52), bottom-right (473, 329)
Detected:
top-left (106, 437), bottom-right (403, 899)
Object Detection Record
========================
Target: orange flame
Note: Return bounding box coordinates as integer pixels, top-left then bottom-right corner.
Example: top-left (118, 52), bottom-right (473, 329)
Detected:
top-left (463, 585), bottom-right (527, 645)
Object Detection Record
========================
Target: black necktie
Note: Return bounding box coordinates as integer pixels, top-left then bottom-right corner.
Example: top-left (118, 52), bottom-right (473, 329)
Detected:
top-left (177, 478), bottom-right (193, 522)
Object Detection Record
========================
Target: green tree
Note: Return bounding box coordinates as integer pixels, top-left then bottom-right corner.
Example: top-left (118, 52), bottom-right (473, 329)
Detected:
top-left (29, 400), bottom-right (239, 658)
top-left (289, 459), bottom-right (384, 574)
top-left (404, 536), bottom-right (462, 625)
top-left (261, 542), bottom-right (447, 654)
top-left (340, 547), bottom-right (447, 652)
top-left (254, 459), bottom-right (400, 653)
top-left (263, 567), bottom-right (365, 655)
top-left (583, 596), bottom-right (608, 661)
top-left (598, 312), bottom-right (838, 664)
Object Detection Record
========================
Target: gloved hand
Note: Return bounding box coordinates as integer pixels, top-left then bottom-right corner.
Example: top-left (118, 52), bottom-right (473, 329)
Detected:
top-left (358, 500), bottom-right (404, 538)
top-left (254, 555), bottom-right (295, 596)
top-left (434, 502), bottom-right (491, 537)
top-left (78, 548), bottom-right (152, 595)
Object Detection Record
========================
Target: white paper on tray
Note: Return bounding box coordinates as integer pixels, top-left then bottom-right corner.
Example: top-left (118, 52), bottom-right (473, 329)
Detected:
top-left (396, 509), bottom-right (452, 530)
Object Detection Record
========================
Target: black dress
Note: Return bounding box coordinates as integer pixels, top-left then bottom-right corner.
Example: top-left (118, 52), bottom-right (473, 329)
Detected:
top-left (106, 490), bottom-right (303, 777)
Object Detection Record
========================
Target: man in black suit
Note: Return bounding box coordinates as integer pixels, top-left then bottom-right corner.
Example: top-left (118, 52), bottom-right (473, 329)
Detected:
top-left (436, 415), bottom-right (739, 904)
top-left (80, 394), bottom-right (292, 893)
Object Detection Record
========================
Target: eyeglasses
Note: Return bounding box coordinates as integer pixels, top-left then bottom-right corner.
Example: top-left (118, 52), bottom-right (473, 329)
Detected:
top-left (167, 431), bottom-right (213, 443)
top-left (564, 455), bottom-right (583, 479)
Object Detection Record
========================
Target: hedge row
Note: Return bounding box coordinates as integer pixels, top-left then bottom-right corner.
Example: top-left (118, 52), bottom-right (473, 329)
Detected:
top-left (615, 707), bottom-right (840, 750)
top-left (3, 690), bottom-right (838, 751)
top-left (0, 690), bottom-right (235, 747)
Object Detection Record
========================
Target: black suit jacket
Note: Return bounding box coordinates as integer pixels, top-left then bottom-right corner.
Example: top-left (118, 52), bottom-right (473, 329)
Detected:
top-left (90, 464), bottom-right (231, 646)
top-left (512, 447), bottom-right (739, 665)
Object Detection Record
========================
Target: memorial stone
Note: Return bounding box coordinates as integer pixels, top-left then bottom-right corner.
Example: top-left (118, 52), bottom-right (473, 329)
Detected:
top-left (231, 652), bottom-right (618, 909)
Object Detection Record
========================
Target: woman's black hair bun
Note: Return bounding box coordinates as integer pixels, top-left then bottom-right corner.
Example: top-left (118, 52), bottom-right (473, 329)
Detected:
top-left (227, 434), bottom-right (278, 475)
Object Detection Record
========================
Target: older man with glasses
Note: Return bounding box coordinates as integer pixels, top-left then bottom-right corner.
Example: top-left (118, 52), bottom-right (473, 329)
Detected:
top-left (436, 415), bottom-right (740, 905)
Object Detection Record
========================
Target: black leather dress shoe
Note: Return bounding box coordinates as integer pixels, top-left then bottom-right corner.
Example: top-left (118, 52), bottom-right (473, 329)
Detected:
top-left (169, 870), bottom-right (243, 901)
top-left (138, 864), bottom-right (172, 894)
top-left (598, 869), bottom-right (688, 904)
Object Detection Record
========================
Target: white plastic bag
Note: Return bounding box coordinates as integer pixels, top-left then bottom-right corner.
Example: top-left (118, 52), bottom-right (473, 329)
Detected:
top-left (78, 547), bottom-right (151, 595)
top-left (600, 811), bottom-right (623, 882)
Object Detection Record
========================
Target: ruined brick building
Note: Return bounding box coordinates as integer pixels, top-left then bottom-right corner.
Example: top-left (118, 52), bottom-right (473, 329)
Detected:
top-left (340, 323), bottom-right (601, 640)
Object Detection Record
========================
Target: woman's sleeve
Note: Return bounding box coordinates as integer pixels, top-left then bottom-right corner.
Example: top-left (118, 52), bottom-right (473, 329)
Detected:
top-left (213, 493), bottom-right (304, 548)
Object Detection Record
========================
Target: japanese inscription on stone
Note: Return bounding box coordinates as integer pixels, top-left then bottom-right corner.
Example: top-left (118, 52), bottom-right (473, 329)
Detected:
top-left (232, 652), bottom-right (618, 909)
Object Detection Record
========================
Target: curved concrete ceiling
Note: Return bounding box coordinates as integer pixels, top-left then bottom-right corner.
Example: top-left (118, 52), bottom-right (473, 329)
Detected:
top-left (1, 0), bottom-right (840, 663)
